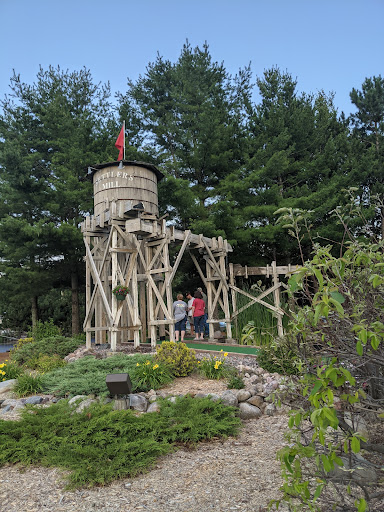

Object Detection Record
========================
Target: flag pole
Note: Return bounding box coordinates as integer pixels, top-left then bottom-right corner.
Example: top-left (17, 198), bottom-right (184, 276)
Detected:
top-left (123, 120), bottom-right (126, 160)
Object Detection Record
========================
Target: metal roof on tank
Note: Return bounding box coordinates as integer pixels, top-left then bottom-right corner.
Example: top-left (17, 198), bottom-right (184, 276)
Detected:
top-left (84, 161), bottom-right (164, 181)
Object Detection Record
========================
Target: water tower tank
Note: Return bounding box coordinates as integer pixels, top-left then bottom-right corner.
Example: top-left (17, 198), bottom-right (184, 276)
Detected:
top-left (86, 161), bottom-right (164, 217)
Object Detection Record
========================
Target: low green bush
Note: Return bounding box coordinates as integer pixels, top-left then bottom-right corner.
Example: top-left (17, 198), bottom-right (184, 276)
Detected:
top-left (197, 351), bottom-right (231, 380)
top-left (256, 337), bottom-right (300, 376)
top-left (28, 319), bottom-right (61, 341)
top-left (27, 354), bottom-right (67, 373)
top-left (41, 354), bottom-right (152, 397)
top-left (0, 396), bottom-right (241, 489)
top-left (132, 359), bottom-right (173, 391)
top-left (11, 336), bottom-right (81, 367)
top-left (14, 373), bottom-right (43, 397)
top-left (0, 360), bottom-right (24, 381)
top-left (227, 375), bottom-right (245, 389)
top-left (155, 341), bottom-right (197, 377)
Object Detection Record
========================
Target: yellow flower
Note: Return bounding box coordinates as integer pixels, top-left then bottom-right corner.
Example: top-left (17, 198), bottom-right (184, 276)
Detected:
top-left (146, 361), bottom-right (150, 365)
top-left (224, 352), bottom-right (228, 357)
top-left (136, 363), bottom-right (140, 366)
top-left (153, 364), bottom-right (159, 370)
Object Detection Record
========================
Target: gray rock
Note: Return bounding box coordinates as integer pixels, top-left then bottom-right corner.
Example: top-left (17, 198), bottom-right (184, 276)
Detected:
top-left (1, 398), bottom-right (19, 408)
top-left (220, 390), bottom-right (238, 407)
top-left (264, 403), bottom-right (276, 416)
top-left (208, 394), bottom-right (221, 402)
top-left (129, 394), bottom-right (148, 412)
top-left (194, 393), bottom-right (207, 399)
top-left (147, 402), bottom-right (161, 413)
top-left (0, 379), bottom-right (16, 394)
top-left (236, 390), bottom-right (251, 402)
top-left (76, 398), bottom-right (97, 412)
top-left (330, 455), bottom-right (378, 485)
top-left (25, 396), bottom-right (44, 405)
top-left (1, 405), bottom-right (14, 413)
top-left (247, 395), bottom-right (264, 408)
top-left (68, 395), bottom-right (88, 405)
top-left (238, 403), bottom-right (262, 419)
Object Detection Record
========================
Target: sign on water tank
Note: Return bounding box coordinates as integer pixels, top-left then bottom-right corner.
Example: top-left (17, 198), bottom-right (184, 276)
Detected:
top-left (94, 171), bottom-right (134, 191)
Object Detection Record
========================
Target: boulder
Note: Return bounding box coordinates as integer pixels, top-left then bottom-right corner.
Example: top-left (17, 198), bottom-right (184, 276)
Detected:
top-left (220, 390), bottom-right (238, 407)
top-left (238, 403), bottom-right (262, 420)
top-left (129, 394), bottom-right (148, 412)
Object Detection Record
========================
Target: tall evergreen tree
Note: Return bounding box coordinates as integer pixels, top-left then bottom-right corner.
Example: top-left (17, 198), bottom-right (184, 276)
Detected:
top-left (349, 75), bottom-right (384, 237)
top-left (216, 68), bottom-right (350, 264)
top-left (0, 66), bottom-right (115, 332)
top-left (118, 42), bottom-right (252, 235)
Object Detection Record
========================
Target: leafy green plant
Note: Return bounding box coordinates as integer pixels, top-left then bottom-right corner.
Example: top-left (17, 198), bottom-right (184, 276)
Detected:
top-left (233, 285), bottom-right (287, 346)
top-left (271, 238), bottom-right (384, 512)
top-left (27, 354), bottom-right (67, 373)
top-left (41, 354), bottom-right (152, 397)
top-left (197, 351), bottom-right (231, 380)
top-left (133, 359), bottom-right (173, 391)
top-left (227, 375), bottom-right (245, 389)
top-left (14, 373), bottom-right (43, 397)
top-left (28, 319), bottom-right (61, 341)
top-left (0, 360), bottom-right (24, 381)
top-left (257, 337), bottom-right (300, 376)
top-left (155, 341), bottom-right (197, 377)
top-left (10, 336), bottom-right (81, 367)
top-left (0, 396), bottom-right (241, 489)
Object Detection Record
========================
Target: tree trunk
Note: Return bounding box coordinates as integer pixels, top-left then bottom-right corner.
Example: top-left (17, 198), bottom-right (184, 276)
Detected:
top-left (71, 271), bottom-right (80, 336)
top-left (31, 296), bottom-right (38, 329)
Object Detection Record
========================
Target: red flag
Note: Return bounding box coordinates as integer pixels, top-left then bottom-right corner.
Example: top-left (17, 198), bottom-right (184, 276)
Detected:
top-left (115, 124), bottom-right (124, 160)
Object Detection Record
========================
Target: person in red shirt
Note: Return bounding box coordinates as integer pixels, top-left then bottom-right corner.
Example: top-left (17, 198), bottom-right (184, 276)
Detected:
top-left (192, 290), bottom-right (206, 340)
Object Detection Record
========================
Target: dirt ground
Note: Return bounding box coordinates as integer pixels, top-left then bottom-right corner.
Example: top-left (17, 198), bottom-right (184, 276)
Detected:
top-left (0, 352), bottom-right (10, 363)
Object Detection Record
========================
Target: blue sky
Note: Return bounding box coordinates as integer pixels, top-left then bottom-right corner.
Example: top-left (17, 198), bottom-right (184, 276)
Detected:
top-left (1, 0), bottom-right (383, 116)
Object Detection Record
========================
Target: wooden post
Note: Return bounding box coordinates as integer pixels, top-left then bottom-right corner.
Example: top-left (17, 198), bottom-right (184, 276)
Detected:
top-left (139, 281), bottom-right (146, 344)
top-left (85, 232), bottom-right (92, 349)
top-left (272, 261), bottom-right (284, 337)
top-left (110, 227), bottom-right (118, 350)
top-left (218, 237), bottom-right (232, 340)
top-left (229, 263), bottom-right (238, 340)
top-left (145, 244), bottom-right (157, 349)
top-left (205, 257), bottom-right (215, 339)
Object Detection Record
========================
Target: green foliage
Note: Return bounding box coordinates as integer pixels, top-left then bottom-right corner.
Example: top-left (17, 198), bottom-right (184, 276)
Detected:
top-left (41, 354), bottom-right (151, 397)
top-left (29, 319), bottom-right (61, 341)
top-left (132, 359), bottom-right (173, 391)
top-left (14, 373), bottom-right (43, 397)
top-left (0, 360), bottom-right (24, 381)
top-left (274, 237), bottom-right (384, 511)
top-left (197, 351), bottom-right (231, 380)
top-left (27, 354), bottom-right (67, 373)
top-left (257, 337), bottom-right (300, 376)
top-left (233, 285), bottom-right (287, 345)
top-left (227, 375), bottom-right (245, 389)
top-left (155, 341), bottom-right (197, 377)
top-left (10, 336), bottom-right (81, 367)
top-left (0, 396), bottom-right (240, 489)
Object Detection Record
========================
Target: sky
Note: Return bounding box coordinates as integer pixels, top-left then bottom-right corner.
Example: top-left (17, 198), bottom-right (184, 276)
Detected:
top-left (0, 0), bottom-right (383, 117)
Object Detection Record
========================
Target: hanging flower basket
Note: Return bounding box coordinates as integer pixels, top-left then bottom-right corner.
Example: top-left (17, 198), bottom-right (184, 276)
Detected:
top-left (112, 285), bottom-right (129, 301)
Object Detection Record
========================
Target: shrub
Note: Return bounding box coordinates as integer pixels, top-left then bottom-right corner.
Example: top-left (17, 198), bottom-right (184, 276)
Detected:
top-left (133, 359), bottom-right (173, 391)
top-left (0, 396), bottom-right (241, 489)
top-left (14, 373), bottom-right (43, 397)
top-left (197, 351), bottom-right (231, 380)
top-left (11, 336), bottom-right (81, 367)
top-left (227, 375), bottom-right (245, 389)
top-left (155, 341), bottom-right (197, 377)
top-left (10, 337), bottom-right (34, 357)
top-left (28, 319), bottom-right (61, 341)
top-left (41, 354), bottom-right (151, 397)
top-left (257, 337), bottom-right (300, 376)
top-left (27, 354), bottom-right (67, 373)
top-left (0, 360), bottom-right (24, 381)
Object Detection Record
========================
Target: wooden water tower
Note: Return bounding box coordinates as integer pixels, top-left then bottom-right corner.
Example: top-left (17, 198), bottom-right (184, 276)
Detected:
top-left (82, 159), bottom-right (238, 351)
top-left (81, 160), bottom-right (293, 350)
